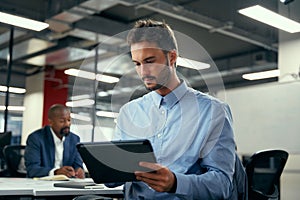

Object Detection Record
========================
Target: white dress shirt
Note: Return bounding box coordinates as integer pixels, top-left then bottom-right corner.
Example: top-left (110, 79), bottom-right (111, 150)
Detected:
top-left (48, 128), bottom-right (65, 176)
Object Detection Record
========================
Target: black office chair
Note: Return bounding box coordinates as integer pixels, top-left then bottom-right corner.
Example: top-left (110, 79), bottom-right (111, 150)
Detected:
top-left (3, 145), bottom-right (27, 177)
top-left (245, 149), bottom-right (288, 200)
top-left (0, 131), bottom-right (12, 171)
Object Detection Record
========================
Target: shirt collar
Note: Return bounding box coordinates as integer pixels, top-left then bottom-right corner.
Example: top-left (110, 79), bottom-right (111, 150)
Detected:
top-left (150, 80), bottom-right (188, 109)
top-left (50, 127), bottom-right (65, 144)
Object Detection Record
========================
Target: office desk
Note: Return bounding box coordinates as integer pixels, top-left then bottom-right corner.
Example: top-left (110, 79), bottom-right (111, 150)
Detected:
top-left (0, 177), bottom-right (123, 199)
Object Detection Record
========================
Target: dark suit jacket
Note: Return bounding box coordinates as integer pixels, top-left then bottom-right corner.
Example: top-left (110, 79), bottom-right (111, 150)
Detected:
top-left (24, 125), bottom-right (83, 178)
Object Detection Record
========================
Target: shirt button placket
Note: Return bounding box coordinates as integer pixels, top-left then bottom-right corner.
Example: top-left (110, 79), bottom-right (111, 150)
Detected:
top-left (157, 107), bottom-right (166, 161)
top-left (158, 109), bottom-right (166, 140)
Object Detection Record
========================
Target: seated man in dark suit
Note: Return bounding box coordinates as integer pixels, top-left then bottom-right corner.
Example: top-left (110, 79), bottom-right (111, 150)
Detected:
top-left (24, 104), bottom-right (84, 178)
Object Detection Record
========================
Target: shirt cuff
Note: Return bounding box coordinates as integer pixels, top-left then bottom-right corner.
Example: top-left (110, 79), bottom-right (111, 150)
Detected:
top-left (173, 172), bottom-right (190, 196)
top-left (49, 167), bottom-right (59, 176)
top-left (168, 172), bottom-right (177, 193)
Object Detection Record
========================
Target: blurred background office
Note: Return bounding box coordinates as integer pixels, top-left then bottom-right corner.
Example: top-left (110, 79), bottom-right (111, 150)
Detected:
top-left (0, 0), bottom-right (299, 199)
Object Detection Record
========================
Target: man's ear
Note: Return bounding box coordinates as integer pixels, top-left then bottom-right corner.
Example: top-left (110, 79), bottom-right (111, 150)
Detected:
top-left (48, 119), bottom-right (52, 126)
top-left (169, 50), bottom-right (177, 67)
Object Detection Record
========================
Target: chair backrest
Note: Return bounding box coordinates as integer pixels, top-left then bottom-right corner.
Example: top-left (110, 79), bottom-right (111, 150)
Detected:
top-left (0, 131), bottom-right (12, 171)
top-left (245, 149), bottom-right (288, 200)
top-left (0, 131), bottom-right (12, 148)
top-left (3, 145), bottom-right (27, 177)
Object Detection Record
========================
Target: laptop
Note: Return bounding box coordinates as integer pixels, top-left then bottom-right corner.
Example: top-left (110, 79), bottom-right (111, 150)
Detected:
top-left (77, 139), bottom-right (157, 184)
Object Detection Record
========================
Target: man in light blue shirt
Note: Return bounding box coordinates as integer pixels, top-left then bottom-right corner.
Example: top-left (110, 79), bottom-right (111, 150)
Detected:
top-left (112, 19), bottom-right (247, 199)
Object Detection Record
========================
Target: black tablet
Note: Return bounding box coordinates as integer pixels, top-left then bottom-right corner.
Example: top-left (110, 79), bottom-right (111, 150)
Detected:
top-left (54, 181), bottom-right (104, 189)
top-left (77, 139), bottom-right (156, 183)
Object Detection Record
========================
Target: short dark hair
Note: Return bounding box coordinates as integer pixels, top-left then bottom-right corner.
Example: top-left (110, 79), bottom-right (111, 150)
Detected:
top-left (48, 104), bottom-right (69, 119)
top-left (127, 19), bottom-right (178, 53)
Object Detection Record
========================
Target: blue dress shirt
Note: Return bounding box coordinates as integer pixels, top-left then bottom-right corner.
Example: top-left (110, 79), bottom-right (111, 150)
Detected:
top-left (114, 81), bottom-right (246, 199)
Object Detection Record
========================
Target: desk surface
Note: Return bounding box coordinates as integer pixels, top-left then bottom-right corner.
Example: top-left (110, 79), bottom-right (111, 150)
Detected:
top-left (0, 177), bottom-right (123, 197)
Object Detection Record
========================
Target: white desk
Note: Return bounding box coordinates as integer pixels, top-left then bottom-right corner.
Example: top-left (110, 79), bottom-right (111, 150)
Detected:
top-left (0, 177), bottom-right (123, 199)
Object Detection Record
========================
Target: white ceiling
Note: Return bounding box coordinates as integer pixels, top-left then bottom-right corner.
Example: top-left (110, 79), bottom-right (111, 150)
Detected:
top-left (0, 0), bottom-right (299, 107)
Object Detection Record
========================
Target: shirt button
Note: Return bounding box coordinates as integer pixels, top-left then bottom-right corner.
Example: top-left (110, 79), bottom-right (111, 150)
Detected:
top-left (157, 133), bottom-right (162, 138)
top-left (161, 110), bottom-right (165, 114)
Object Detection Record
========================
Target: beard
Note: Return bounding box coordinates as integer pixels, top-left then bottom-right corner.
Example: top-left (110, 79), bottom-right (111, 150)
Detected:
top-left (142, 76), bottom-right (165, 91)
top-left (59, 126), bottom-right (70, 137)
top-left (142, 64), bottom-right (171, 91)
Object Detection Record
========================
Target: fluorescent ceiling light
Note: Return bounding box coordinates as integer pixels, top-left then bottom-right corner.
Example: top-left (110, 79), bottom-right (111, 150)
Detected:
top-left (96, 110), bottom-right (119, 118)
top-left (0, 85), bottom-right (26, 94)
top-left (66, 99), bottom-right (95, 107)
top-left (65, 68), bottom-right (119, 83)
top-left (98, 91), bottom-right (109, 97)
top-left (97, 87), bottom-right (133, 97)
top-left (0, 11), bottom-right (49, 31)
top-left (64, 69), bottom-right (95, 80)
top-left (0, 106), bottom-right (25, 111)
top-left (70, 94), bottom-right (91, 101)
top-left (242, 69), bottom-right (280, 80)
top-left (177, 57), bottom-right (210, 70)
top-left (280, 0), bottom-right (294, 5)
top-left (70, 113), bottom-right (91, 122)
top-left (96, 74), bottom-right (119, 83)
top-left (238, 5), bottom-right (300, 33)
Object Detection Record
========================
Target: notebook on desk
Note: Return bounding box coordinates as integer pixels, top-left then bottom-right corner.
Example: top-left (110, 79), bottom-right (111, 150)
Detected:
top-left (77, 139), bottom-right (156, 183)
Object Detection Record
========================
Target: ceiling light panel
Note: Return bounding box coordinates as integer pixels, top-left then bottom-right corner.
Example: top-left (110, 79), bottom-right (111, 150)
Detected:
top-left (0, 11), bottom-right (48, 31)
top-left (242, 69), bottom-right (280, 80)
top-left (238, 5), bottom-right (300, 33)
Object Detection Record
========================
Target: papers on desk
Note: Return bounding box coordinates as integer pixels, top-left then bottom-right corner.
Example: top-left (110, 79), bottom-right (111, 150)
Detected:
top-left (33, 174), bottom-right (69, 181)
top-left (0, 177), bottom-right (123, 198)
top-left (32, 175), bottom-right (105, 189)
top-left (33, 174), bottom-right (105, 189)
top-left (53, 181), bottom-right (104, 189)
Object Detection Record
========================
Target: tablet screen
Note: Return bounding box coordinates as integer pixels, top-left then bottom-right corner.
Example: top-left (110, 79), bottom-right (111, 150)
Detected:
top-left (77, 139), bottom-right (156, 183)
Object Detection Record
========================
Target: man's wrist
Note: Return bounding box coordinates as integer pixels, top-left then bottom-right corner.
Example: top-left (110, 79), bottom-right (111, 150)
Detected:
top-left (49, 168), bottom-right (58, 176)
top-left (168, 172), bottom-right (177, 193)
